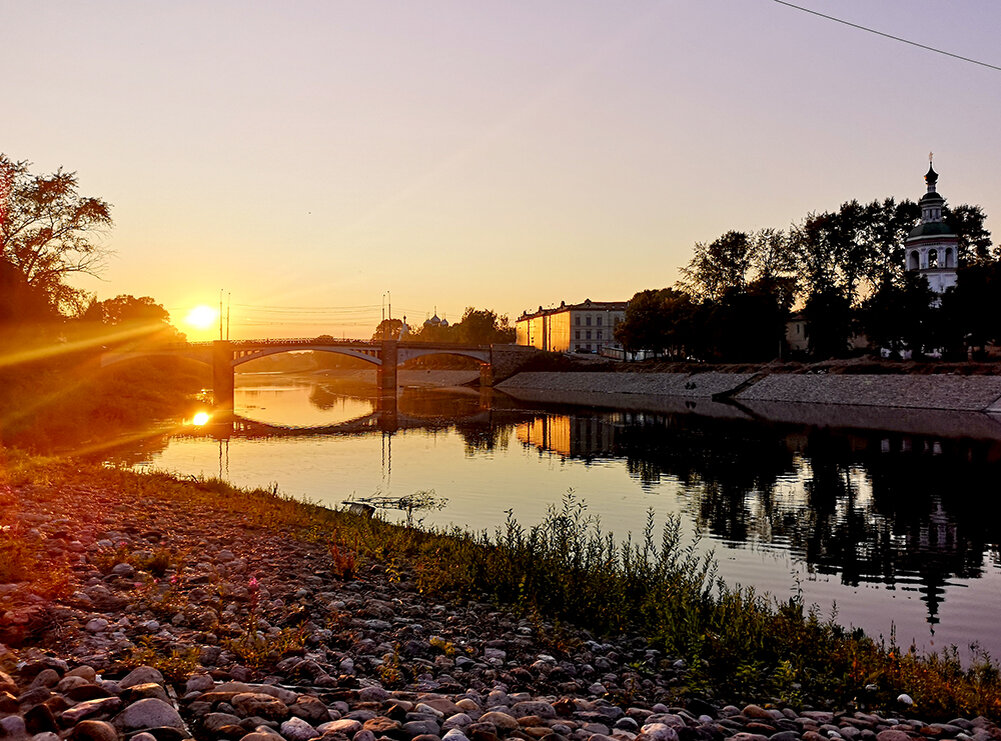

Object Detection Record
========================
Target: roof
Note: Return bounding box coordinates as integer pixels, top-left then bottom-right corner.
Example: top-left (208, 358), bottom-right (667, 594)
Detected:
top-left (517, 299), bottom-right (628, 321)
top-left (907, 221), bottom-right (956, 239)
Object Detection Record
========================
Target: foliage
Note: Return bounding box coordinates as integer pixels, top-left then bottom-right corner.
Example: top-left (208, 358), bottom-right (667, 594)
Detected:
top-left (406, 307), bottom-right (516, 345)
top-left (128, 637), bottom-right (200, 682)
top-left (372, 318), bottom-right (406, 341)
top-left (615, 289), bottom-right (693, 356)
top-left (80, 295), bottom-right (185, 347)
top-left (11, 453), bottom-right (1001, 719)
top-left (0, 155), bottom-right (113, 316)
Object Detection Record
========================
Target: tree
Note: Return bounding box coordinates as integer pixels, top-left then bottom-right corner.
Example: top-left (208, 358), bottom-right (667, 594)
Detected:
top-left (451, 307), bottom-right (515, 345)
top-left (615, 288), bottom-right (697, 358)
top-left (942, 204), bottom-right (994, 266)
top-left (372, 318), bottom-right (406, 340)
top-left (0, 155), bottom-right (113, 315)
top-left (80, 294), bottom-right (185, 346)
top-left (677, 231), bottom-right (753, 302)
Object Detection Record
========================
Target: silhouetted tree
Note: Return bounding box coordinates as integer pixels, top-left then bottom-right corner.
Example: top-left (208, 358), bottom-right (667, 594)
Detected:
top-left (80, 294), bottom-right (185, 346)
top-left (372, 318), bottom-right (406, 340)
top-left (0, 155), bottom-right (113, 315)
top-left (451, 307), bottom-right (515, 344)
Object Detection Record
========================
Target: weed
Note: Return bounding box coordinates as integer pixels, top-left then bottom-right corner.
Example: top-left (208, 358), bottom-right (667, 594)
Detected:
top-left (129, 637), bottom-right (200, 682)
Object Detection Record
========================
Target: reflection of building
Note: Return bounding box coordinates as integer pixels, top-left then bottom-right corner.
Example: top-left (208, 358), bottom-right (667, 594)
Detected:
top-left (516, 299), bottom-right (627, 354)
top-left (516, 414), bottom-right (618, 458)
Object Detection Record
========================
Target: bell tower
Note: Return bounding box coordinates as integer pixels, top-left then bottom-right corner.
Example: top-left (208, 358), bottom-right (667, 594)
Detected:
top-left (903, 155), bottom-right (959, 296)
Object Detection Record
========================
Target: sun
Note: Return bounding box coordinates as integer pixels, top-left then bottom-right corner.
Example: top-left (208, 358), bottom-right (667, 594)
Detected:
top-left (185, 305), bottom-right (218, 330)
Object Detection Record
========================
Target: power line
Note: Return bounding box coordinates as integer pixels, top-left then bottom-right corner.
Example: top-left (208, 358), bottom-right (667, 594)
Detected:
top-left (772, 0), bottom-right (1001, 73)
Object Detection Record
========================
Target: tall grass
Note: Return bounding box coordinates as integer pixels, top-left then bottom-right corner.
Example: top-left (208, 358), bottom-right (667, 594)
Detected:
top-left (6, 453), bottom-right (1001, 719)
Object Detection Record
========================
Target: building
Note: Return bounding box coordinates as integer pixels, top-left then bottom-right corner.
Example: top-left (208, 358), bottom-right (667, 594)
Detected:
top-left (516, 298), bottom-right (627, 353)
top-left (904, 161), bottom-right (959, 296)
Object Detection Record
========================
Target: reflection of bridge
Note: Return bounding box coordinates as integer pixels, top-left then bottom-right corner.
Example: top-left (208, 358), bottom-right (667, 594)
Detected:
top-left (202, 401), bottom-right (498, 439)
top-left (101, 338), bottom-right (536, 409)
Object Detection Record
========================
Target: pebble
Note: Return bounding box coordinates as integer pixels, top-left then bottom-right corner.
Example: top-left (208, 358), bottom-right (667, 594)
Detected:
top-left (0, 474), bottom-right (998, 741)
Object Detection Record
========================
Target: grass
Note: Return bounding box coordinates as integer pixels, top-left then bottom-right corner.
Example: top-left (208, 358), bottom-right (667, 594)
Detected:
top-left (4, 451), bottom-right (1001, 719)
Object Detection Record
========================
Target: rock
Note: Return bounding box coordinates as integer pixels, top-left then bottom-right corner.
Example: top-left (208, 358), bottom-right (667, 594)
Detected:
top-left (363, 717), bottom-right (401, 734)
top-left (69, 720), bottom-right (119, 741)
top-left (320, 720), bottom-right (362, 735)
top-left (111, 698), bottom-right (185, 732)
top-left (204, 713), bottom-right (245, 733)
top-left (357, 686), bottom-right (389, 703)
top-left (186, 674), bottom-right (216, 693)
top-left (61, 697), bottom-right (124, 724)
top-left (742, 706), bottom-right (773, 722)
top-left (280, 717), bottom-right (319, 741)
top-left (232, 693), bottom-right (290, 722)
top-left (66, 667), bottom-right (98, 683)
top-left (289, 695), bottom-right (330, 724)
top-left (405, 720), bottom-right (443, 737)
top-left (118, 667), bottom-right (165, 690)
top-left (478, 713), bottom-right (519, 732)
top-left (24, 704), bottom-right (58, 735)
top-left (120, 683), bottom-right (170, 704)
top-left (896, 694), bottom-right (914, 706)
top-left (1, 716), bottom-right (27, 739)
top-left (85, 619), bottom-right (109, 633)
top-left (876, 733), bottom-right (912, 741)
top-left (638, 724), bottom-right (678, 741)
top-left (511, 702), bottom-right (556, 720)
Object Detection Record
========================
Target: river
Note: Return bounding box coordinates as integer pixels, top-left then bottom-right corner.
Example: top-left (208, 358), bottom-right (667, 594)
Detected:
top-left (105, 371), bottom-right (1001, 661)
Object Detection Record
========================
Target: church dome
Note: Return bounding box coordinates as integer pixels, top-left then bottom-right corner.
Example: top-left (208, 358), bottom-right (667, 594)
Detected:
top-left (907, 221), bottom-right (954, 238)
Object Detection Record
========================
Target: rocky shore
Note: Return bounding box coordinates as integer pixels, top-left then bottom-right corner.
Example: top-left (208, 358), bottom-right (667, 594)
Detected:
top-left (2, 471), bottom-right (999, 741)
top-left (497, 372), bottom-right (1001, 413)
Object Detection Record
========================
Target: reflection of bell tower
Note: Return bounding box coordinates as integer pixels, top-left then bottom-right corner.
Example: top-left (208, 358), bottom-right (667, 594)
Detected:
top-left (904, 157), bottom-right (959, 297)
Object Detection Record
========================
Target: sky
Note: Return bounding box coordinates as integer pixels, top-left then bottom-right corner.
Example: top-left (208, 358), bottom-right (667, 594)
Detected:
top-left (3, 1), bottom-right (1001, 340)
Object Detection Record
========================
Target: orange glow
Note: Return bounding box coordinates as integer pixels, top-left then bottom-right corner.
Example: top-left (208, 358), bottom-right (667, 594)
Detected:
top-left (185, 305), bottom-right (218, 330)
top-left (192, 411), bottom-right (211, 426)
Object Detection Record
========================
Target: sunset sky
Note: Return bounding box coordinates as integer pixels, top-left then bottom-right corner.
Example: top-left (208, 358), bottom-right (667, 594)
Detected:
top-left (4, 1), bottom-right (1001, 340)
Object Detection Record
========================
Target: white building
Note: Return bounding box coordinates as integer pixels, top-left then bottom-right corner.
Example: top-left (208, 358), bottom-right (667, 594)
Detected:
top-left (516, 299), bottom-right (627, 353)
top-left (904, 162), bottom-right (959, 296)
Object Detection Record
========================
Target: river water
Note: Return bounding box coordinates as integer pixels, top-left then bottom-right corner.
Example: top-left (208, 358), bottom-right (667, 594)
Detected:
top-left (105, 372), bottom-right (1001, 660)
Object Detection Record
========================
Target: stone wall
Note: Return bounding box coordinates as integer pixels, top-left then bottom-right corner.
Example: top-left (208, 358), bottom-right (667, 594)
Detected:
top-left (498, 371), bottom-right (1001, 412)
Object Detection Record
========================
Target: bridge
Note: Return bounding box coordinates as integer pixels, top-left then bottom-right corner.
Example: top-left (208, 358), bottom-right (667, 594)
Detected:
top-left (101, 338), bottom-right (537, 409)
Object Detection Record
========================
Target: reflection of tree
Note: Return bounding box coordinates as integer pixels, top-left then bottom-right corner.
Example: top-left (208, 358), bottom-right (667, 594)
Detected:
top-left (454, 421), bottom-right (513, 455)
top-left (308, 383), bottom-right (376, 411)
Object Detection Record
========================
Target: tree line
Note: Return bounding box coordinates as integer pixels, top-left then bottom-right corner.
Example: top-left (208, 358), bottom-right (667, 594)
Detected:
top-left (370, 308), bottom-right (515, 345)
top-left (615, 196), bottom-right (1000, 361)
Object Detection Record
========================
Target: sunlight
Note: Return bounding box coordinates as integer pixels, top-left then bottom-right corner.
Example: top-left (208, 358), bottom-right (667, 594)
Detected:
top-left (185, 305), bottom-right (218, 330)
top-left (191, 411), bottom-right (211, 426)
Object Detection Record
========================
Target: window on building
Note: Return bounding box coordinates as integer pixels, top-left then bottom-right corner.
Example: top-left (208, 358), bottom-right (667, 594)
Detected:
top-left (596, 316), bottom-right (602, 326)
top-left (597, 331), bottom-right (603, 340)
top-left (586, 316), bottom-right (592, 326)
top-left (575, 316), bottom-right (580, 326)
top-left (928, 249), bottom-right (939, 268)
top-left (575, 330), bottom-right (580, 339)
top-left (586, 330), bottom-right (592, 340)
top-left (586, 344), bottom-right (592, 351)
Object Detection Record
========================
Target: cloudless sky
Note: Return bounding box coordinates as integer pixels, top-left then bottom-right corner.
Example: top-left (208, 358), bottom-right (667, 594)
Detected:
top-left (3, 1), bottom-right (1000, 339)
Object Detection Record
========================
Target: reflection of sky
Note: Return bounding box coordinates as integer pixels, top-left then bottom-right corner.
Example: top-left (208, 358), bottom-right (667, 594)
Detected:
top-left (126, 379), bottom-right (1001, 661)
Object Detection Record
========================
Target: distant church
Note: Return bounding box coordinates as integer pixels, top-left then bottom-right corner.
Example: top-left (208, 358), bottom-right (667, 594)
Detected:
top-left (904, 159), bottom-right (958, 295)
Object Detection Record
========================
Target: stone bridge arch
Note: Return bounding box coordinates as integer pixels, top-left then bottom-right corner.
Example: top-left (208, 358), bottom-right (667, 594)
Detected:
top-left (230, 344), bottom-right (383, 368)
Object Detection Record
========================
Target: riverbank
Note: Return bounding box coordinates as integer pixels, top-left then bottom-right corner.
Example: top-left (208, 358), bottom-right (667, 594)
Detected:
top-left (497, 371), bottom-right (1001, 413)
top-left (3, 455), bottom-right (1001, 741)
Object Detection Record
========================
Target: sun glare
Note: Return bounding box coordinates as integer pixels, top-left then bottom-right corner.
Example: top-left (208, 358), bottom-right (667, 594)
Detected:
top-left (185, 305), bottom-right (218, 329)
top-left (192, 411), bottom-right (211, 426)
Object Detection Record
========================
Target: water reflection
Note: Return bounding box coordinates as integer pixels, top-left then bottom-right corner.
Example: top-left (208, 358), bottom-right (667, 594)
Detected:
top-left (106, 375), bottom-right (1001, 655)
top-left (516, 404), bottom-right (1001, 632)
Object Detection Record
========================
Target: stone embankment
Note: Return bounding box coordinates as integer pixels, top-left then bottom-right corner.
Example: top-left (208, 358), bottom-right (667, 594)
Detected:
top-left (2, 478), bottom-right (1000, 741)
top-left (498, 372), bottom-right (1001, 413)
